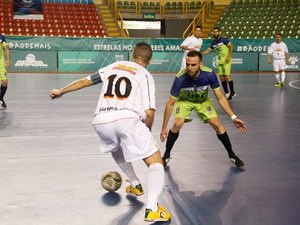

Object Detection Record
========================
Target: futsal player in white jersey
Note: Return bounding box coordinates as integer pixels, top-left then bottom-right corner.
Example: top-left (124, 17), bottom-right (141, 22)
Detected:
top-left (180, 25), bottom-right (203, 69)
top-left (49, 42), bottom-right (171, 222)
top-left (267, 33), bottom-right (290, 87)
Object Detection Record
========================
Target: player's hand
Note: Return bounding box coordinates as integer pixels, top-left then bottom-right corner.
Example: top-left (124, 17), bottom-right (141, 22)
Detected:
top-left (5, 60), bottom-right (11, 68)
top-left (49, 89), bottom-right (62, 99)
top-left (267, 60), bottom-right (272, 64)
top-left (160, 127), bottom-right (168, 142)
top-left (232, 118), bottom-right (247, 133)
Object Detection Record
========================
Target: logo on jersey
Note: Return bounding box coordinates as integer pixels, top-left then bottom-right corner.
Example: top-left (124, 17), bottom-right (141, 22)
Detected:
top-left (14, 54), bottom-right (48, 68)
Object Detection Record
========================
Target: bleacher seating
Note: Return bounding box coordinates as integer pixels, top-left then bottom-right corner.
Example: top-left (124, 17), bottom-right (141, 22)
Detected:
top-left (216, 0), bottom-right (300, 38)
top-left (0, 0), bottom-right (106, 37)
top-left (116, 0), bottom-right (202, 14)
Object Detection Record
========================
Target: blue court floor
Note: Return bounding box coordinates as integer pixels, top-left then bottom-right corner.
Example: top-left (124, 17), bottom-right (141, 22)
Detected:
top-left (0, 72), bottom-right (300, 225)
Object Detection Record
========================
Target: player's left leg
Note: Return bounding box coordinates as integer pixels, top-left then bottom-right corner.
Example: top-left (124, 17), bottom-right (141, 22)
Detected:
top-left (223, 62), bottom-right (236, 100)
top-left (111, 149), bottom-right (144, 196)
top-left (279, 60), bottom-right (287, 86)
top-left (208, 117), bottom-right (244, 168)
top-left (0, 74), bottom-right (8, 109)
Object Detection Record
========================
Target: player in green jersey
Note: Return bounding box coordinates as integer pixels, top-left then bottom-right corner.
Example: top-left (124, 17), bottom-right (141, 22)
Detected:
top-left (202, 27), bottom-right (236, 100)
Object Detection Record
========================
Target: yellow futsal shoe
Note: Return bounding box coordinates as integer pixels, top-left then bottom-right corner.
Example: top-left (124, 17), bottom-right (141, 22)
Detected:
top-left (125, 180), bottom-right (144, 196)
top-left (144, 204), bottom-right (171, 222)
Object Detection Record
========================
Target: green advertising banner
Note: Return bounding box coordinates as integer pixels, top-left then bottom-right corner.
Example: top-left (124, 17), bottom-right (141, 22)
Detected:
top-left (8, 50), bottom-right (57, 72)
top-left (59, 51), bottom-right (182, 73)
top-left (6, 36), bottom-right (300, 52)
top-left (202, 52), bottom-right (258, 72)
top-left (7, 36), bottom-right (183, 52)
top-left (259, 52), bottom-right (300, 71)
top-left (58, 51), bottom-right (128, 72)
top-left (147, 52), bottom-right (182, 72)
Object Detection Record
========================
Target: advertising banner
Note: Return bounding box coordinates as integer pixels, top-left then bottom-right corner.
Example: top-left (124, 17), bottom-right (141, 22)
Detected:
top-left (147, 52), bottom-right (182, 72)
top-left (13, 0), bottom-right (44, 20)
top-left (58, 51), bottom-right (128, 72)
top-left (9, 50), bottom-right (57, 72)
top-left (202, 53), bottom-right (259, 72)
top-left (6, 36), bottom-right (300, 53)
top-left (259, 52), bottom-right (300, 71)
top-left (7, 36), bottom-right (183, 52)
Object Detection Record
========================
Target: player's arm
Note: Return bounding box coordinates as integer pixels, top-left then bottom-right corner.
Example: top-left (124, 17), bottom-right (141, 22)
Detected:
top-left (160, 96), bottom-right (177, 142)
top-left (181, 45), bottom-right (193, 51)
top-left (201, 48), bottom-right (212, 55)
top-left (3, 43), bottom-right (11, 67)
top-left (213, 88), bottom-right (247, 133)
top-left (285, 52), bottom-right (291, 65)
top-left (267, 46), bottom-right (273, 64)
top-left (50, 71), bottom-right (102, 99)
top-left (49, 78), bottom-right (93, 99)
top-left (144, 109), bottom-right (155, 131)
top-left (226, 42), bottom-right (234, 62)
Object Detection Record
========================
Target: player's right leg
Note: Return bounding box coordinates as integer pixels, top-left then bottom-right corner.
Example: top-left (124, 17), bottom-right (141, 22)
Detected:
top-left (162, 101), bottom-right (191, 167)
top-left (273, 62), bottom-right (282, 87)
top-left (162, 119), bottom-right (183, 167)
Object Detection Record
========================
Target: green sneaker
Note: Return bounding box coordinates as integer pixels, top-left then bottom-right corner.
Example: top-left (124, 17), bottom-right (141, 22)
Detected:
top-left (125, 180), bottom-right (144, 196)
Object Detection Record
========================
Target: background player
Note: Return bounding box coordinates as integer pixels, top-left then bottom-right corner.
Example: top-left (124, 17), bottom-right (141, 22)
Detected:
top-left (201, 27), bottom-right (235, 100)
top-left (267, 33), bottom-right (290, 87)
top-left (180, 25), bottom-right (203, 70)
top-left (49, 42), bottom-right (171, 222)
top-left (0, 33), bottom-right (11, 110)
top-left (160, 51), bottom-right (246, 168)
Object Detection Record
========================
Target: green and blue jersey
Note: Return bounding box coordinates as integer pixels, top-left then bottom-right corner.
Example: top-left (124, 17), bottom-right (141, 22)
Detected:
top-left (170, 66), bottom-right (220, 103)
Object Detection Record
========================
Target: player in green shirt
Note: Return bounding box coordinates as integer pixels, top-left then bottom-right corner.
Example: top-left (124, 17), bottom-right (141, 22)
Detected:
top-left (0, 33), bottom-right (11, 109)
top-left (202, 27), bottom-right (236, 100)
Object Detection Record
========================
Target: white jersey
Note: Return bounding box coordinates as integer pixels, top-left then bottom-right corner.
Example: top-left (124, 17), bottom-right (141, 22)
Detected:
top-left (88, 61), bottom-right (156, 124)
top-left (268, 42), bottom-right (289, 60)
top-left (180, 35), bottom-right (203, 69)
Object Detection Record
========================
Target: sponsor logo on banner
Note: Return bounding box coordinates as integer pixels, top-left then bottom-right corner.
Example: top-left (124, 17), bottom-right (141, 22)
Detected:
top-left (115, 54), bottom-right (125, 62)
top-left (212, 56), bottom-right (243, 68)
top-left (287, 55), bottom-right (299, 69)
top-left (14, 54), bottom-right (48, 68)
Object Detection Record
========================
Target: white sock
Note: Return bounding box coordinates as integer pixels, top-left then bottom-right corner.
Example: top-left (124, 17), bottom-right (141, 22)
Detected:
top-left (111, 149), bottom-right (140, 187)
top-left (275, 73), bottom-right (280, 83)
top-left (146, 163), bottom-right (164, 211)
top-left (281, 71), bottom-right (286, 82)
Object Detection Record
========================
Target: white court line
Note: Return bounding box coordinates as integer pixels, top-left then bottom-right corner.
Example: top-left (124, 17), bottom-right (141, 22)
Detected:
top-left (289, 80), bottom-right (300, 89)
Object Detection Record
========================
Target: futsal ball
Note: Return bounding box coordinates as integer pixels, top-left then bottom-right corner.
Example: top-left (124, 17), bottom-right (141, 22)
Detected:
top-left (101, 171), bottom-right (122, 192)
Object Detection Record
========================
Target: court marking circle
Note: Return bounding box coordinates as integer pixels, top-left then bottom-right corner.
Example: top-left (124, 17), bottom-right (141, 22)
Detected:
top-left (289, 80), bottom-right (300, 90)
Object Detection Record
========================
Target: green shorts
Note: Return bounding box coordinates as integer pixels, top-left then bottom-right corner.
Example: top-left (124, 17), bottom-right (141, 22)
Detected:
top-left (0, 65), bottom-right (8, 81)
top-left (217, 60), bottom-right (232, 76)
top-left (174, 98), bottom-right (218, 123)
